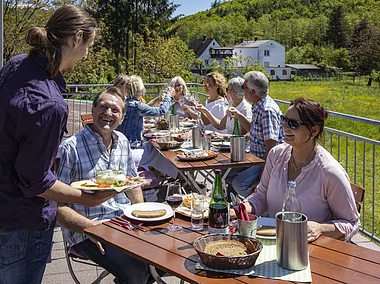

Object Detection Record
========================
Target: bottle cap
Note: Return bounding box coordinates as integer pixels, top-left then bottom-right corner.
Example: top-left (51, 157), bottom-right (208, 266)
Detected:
top-left (214, 169), bottom-right (222, 174)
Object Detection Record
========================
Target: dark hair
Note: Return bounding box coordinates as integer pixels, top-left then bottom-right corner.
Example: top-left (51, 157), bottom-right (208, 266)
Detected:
top-left (93, 87), bottom-right (126, 114)
top-left (25, 5), bottom-right (97, 77)
top-left (290, 97), bottom-right (328, 140)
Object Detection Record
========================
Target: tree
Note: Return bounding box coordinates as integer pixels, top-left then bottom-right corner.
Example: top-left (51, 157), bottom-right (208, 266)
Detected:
top-left (350, 19), bottom-right (380, 86)
top-left (325, 4), bottom-right (349, 49)
top-left (86, 0), bottom-right (180, 73)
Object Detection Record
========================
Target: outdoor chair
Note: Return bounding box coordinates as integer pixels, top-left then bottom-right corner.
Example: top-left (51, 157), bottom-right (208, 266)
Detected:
top-left (81, 113), bottom-right (93, 127)
top-left (350, 182), bottom-right (365, 213)
top-left (63, 235), bottom-right (110, 284)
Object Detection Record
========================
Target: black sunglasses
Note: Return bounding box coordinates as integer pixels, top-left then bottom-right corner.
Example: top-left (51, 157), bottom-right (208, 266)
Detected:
top-left (280, 115), bottom-right (305, 130)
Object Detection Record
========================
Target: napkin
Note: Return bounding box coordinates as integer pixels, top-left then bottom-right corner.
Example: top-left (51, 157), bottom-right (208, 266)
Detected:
top-left (233, 203), bottom-right (250, 221)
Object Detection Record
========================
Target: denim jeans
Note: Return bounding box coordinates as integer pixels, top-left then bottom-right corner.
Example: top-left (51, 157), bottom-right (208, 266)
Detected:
top-left (0, 227), bottom-right (54, 284)
top-left (73, 239), bottom-right (150, 284)
top-left (228, 164), bottom-right (263, 198)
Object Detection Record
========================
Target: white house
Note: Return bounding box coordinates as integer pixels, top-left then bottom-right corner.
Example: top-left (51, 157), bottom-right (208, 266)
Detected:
top-left (189, 36), bottom-right (234, 74)
top-left (233, 39), bottom-right (291, 80)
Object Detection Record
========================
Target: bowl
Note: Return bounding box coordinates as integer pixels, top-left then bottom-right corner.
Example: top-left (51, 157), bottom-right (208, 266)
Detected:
top-left (193, 234), bottom-right (263, 270)
top-left (156, 137), bottom-right (183, 150)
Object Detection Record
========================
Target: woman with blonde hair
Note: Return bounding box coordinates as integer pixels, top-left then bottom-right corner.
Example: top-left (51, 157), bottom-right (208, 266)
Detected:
top-left (116, 75), bottom-right (174, 142)
top-left (168, 76), bottom-right (193, 118)
top-left (200, 71), bottom-right (228, 133)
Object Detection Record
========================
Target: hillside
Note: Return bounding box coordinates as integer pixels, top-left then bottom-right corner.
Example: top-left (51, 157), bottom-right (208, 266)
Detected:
top-left (175, 0), bottom-right (380, 48)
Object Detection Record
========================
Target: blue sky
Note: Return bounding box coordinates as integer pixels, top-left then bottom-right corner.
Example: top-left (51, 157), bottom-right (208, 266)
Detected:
top-left (172, 0), bottom-right (215, 17)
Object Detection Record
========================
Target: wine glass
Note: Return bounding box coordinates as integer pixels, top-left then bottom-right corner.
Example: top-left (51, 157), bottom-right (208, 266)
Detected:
top-left (166, 181), bottom-right (183, 231)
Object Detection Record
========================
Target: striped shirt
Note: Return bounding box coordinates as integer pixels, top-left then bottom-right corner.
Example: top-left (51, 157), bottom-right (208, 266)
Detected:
top-left (57, 125), bottom-right (137, 247)
top-left (249, 96), bottom-right (285, 158)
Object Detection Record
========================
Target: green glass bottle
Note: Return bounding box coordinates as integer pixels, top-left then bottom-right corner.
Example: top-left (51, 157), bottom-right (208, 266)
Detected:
top-left (208, 169), bottom-right (229, 234)
top-left (171, 104), bottom-right (176, 115)
top-left (232, 117), bottom-right (241, 136)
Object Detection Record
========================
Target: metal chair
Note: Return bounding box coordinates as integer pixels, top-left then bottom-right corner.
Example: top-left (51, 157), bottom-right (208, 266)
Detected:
top-left (350, 182), bottom-right (365, 213)
top-left (63, 236), bottom-right (110, 284)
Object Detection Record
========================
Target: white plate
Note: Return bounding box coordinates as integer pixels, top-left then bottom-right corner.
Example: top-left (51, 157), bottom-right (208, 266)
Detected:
top-left (181, 122), bottom-right (194, 128)
top-left (256, 217), bottom-right (276, 240)
top-left (124, 202), bottom-right (174, 222)
top-left (205, 130), bottom-right (213, 135)
top-left (143, 131), bottom-right (169, 138)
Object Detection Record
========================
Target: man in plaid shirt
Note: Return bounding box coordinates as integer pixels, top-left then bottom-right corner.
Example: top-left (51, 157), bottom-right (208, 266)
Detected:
top-left (56, 87), bottom-right (152, 284)
top-left (227, 71), bottom-right (285, 198)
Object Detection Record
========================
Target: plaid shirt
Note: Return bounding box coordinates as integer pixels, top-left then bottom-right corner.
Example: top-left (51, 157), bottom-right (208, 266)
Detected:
top-left (249, 96), bottom-right (285, 158)
top-left (57, 125), bottom-right (137, 247)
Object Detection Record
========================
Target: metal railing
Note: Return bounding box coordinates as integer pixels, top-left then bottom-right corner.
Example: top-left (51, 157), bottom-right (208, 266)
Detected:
top-left (63, 83), bottom-right (380, 244)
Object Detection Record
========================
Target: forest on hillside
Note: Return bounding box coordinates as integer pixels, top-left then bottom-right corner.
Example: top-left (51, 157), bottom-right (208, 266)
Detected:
top-left (3, 0), bottom-right (380, 85)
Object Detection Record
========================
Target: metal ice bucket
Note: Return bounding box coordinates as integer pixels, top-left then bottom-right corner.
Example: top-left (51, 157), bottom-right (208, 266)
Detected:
top-left (230, 136), bottom-right (246, 162)
top-left (192, 126), bottom-right (202, 149)
top-left (276, 212), bottom-right (308, 271)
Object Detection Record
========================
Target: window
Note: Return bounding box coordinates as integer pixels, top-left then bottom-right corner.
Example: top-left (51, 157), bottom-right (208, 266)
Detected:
top-left (264, 50), bottom-right (270, 56)
top-left (270, 70), bottom-right (275, 75)
top-left (240, 50), bottom-right (242, 53)
top-left (282, 70), bottom-right (288, 75)
top-left (205, 60), bottom-right (209, 65)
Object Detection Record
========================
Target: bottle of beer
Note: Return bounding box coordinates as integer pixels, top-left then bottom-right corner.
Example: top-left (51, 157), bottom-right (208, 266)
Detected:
top-left (232, 117), bottom-right (241, 136)
top-left (282, 180), bottom-right (302, 222)
top-left (208, 169), bottom-right (229, 234)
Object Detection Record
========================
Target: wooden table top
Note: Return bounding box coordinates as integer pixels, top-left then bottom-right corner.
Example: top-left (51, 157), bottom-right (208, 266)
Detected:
top-left (160, 150), bottom-right (264, 171)
top-left (84, 217), bottom-right (380, 284)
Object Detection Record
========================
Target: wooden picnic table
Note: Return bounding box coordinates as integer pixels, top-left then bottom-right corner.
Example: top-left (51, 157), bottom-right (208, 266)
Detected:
top-left (85, 217), bottom-right (380, 283)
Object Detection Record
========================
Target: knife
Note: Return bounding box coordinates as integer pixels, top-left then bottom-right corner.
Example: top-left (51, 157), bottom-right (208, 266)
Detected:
top-left (115, 216), bottom-right (147, 232)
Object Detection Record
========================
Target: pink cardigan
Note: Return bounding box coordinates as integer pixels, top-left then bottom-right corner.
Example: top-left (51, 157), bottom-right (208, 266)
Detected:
top-left (248, 143), bottom-right (359, 240)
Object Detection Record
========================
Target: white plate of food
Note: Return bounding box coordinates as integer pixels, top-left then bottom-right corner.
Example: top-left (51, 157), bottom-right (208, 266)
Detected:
top-left (124, 202), bottom-right (174, 222)
top-left (176, 194), bottom-right (211, 218)
top-left (143, 131), bottom-right (170, 139)
top-left (256, 217), bottom-right (276, 240)
top-left (71, 170), bottom-right (151, 193)
top-left (176, 150), bottom-right (218, 161)
top-left (180, 121), bottom-right (195, 128)
top-left (143, 123), bottom-right (156, 129)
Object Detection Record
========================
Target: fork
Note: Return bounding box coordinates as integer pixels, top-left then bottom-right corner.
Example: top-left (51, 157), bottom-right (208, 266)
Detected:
top-left (115, 216), bottom-right (147, 232)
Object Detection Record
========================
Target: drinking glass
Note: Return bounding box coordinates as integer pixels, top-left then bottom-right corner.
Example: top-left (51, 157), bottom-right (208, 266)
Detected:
top-left (166, 182), bottom-right (183, 231)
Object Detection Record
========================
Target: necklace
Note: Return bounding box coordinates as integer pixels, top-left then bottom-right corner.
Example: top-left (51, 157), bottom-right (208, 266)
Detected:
top-left (291, 147), bottom-right (316, 171)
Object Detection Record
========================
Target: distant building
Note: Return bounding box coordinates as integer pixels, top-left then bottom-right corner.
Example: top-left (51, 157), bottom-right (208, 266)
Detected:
top-left (285, 64), bottom-right (321, 76)
top-left (233, 39), bottom-right (291, 80)
top-left (189, 36), bottom-right (225, 74)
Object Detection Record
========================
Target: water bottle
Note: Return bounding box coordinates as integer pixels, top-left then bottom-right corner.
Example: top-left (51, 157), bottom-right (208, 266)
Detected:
top-left (208, 169), bottom-right (229, 234)
top-left (282, 180), bottom-right (302, 222)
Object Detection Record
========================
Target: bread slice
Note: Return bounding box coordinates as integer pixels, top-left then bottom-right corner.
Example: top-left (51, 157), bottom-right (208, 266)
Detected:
top-left (131, 209), bottom-right (167, 218)
top-left (256, 226), bottom-right (276, 236)
top-left (204, 240), bottom-right (248, 256)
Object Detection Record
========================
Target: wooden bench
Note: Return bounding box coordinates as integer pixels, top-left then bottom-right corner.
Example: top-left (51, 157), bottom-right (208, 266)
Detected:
top-left (351, 182), bottom-right (365, 213)
top-left (81, 113), bottom-right (93, 127)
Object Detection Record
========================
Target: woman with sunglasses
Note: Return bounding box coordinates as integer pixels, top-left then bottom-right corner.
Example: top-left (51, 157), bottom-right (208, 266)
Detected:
top-left (235, 98), bottom-right (359, 242)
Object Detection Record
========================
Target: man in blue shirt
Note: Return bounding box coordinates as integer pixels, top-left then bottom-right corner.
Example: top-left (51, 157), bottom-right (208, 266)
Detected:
top-left (0, 6), bottom-right (117, 283)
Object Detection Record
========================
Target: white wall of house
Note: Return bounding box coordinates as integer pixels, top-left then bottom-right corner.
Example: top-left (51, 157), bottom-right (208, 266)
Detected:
top-left (198, 39), bottom-right (221, 68)
top-left (233, 40), bottom-right (285, 68)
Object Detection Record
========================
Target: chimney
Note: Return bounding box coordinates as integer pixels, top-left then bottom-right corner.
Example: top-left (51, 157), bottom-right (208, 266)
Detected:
top-left (203, 35), bottom-right (207, 42)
